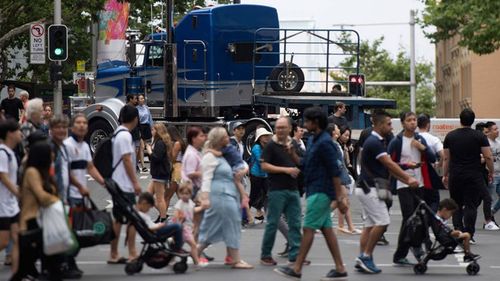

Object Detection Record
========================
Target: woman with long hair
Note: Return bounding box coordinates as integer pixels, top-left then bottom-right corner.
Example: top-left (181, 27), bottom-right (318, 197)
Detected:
top-left (146, 123), bottom-right (173, 222)
top-left (327, 125), bottom-right (360, 235)
top-left (166, 126), bottom-right (187, 209)
top-left (137, 94), bottom-right (153, 172)
top-left (11, 141), bottom-right (62, 281)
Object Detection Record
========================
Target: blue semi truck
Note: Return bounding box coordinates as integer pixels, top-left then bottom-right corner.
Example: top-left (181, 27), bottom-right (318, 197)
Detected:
top-left (84, 3), bottom-right (395, 155)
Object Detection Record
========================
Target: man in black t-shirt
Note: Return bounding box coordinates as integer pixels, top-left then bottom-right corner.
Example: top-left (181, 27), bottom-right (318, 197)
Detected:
top-left (0, 85), bottom-right (24, 122)
top-left (443, 109), bottom-right (493, 240)
top-left (328, 102), bottom-right (348, 129)
top-left (260, 117), bottom-right (302, 266)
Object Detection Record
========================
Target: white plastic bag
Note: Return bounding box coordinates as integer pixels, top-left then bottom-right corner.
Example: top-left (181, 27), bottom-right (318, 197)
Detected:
top-left (41, 200), bottom-right (76, 255)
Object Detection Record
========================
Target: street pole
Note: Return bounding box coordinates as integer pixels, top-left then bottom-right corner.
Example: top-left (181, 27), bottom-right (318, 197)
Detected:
top-left (410, 10), bottom-right (416, 112)
top-left (53, 0), bottom-right (63, 115)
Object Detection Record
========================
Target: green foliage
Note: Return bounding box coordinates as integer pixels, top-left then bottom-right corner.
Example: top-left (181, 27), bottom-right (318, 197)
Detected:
top-left (420, 0), bottom-right (500, 55)
top-left (332, 36), bottom-right (436, 116)
top-left (0, 0), bottom-right (233, 83)
top-left (0, 0), bottom-right (106, 83)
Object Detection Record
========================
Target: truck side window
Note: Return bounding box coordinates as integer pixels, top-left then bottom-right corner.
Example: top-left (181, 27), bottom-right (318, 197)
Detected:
top-left (230, 43), bottom-right (262, 63)
top-left (147, 45), bottom-right (164, 67)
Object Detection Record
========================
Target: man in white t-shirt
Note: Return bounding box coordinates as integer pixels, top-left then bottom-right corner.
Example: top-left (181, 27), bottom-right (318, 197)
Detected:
top-left (109, 104), bottom-right (141, 264)
top-left (0, 120), bottom-right (22, 274)
top-left (65, 114), bottom-right (105, 208)
top-left (417, 114), bottom-right (446, 212)
top-left (388, 112), bottom-right (436, 265)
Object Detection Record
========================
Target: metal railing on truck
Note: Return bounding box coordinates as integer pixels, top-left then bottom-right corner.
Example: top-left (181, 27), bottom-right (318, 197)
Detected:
top-left (252, 28), bottom-right (361, 94)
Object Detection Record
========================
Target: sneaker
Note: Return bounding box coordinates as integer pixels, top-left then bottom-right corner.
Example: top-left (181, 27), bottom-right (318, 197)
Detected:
top-left (376, 235), bottom-right (389, 246)
top-left (464, 253), bottom-right (481, 262)
top-left (470, 238), bottom-right (477, 245)
top-left (320, 269), bottom-right (348, 280)
top-left (61, 268), bottom-right (83, 279)
top-left (393, 258), bottom-right (414, 266)
top-left (484, 221), bottom-right (499, 231)
top-left (274, 266), bottom-right (301, 280)
top-left (141, 167), bottom-right (149, 173)
top-left (288, 260), bottom-right (311, 266)
top-left (224, 256), bottom-right (234, 265)
top-left (198, 257), bottom-right (209, 267)
top-left (260, 256), bottom-right (278, 266)
top-left (357, 256), bottom-right (381, 274)
top-left (354, 256), bottom-right (362, 270)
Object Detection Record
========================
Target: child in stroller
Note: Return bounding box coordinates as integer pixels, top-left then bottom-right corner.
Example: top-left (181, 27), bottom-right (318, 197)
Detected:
top-left (105, 179), bottom-right (189, 275)
top-left (408, 197), bottom-right (480, 275)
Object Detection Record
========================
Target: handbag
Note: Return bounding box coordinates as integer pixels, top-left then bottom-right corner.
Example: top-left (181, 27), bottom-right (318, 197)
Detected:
top-left (40, 200), bottom-right (78, 255)
top-left (70, 197), bottom-right (115, 248)
top-left (360, 155), bottom-right (393, 204)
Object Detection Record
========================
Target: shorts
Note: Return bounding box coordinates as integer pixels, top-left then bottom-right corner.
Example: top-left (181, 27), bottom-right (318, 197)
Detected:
top-left (355, 187), bottom-right (390, 227)
top-left (67, 197), bottom-right (84, 208)
top-left (152, 178), bottom-right (169, 185)
top-left (171, 163), bottom-right (182, 184)
top-left (303, 193), bottom-right (332, 230)
top-left (0, 213), bottom-right (20, 230)
top-left (112, 192), bottom-right (137, 224)
top-left (139, 124), bottom-right (152, 140)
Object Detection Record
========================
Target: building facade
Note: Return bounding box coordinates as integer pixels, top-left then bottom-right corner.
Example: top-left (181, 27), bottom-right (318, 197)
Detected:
top-left (435, 36), bottom-right (500, 118)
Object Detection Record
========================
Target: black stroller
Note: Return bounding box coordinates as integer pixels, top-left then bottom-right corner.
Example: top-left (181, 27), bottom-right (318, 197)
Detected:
top-left (105, 179), bottom-right (189, 275)
top-left (403, 196), bottom-right (480, 276)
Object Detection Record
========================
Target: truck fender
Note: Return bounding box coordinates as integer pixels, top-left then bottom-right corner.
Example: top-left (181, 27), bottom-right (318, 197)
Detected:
top-left (83, 98), bottom-right (124, 152)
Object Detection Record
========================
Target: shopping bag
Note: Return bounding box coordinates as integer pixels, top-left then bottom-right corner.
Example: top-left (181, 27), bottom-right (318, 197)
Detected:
top-left (70, 197), bottom-right (115, 248)
top-left (41, 200), bottom-right (78, 255)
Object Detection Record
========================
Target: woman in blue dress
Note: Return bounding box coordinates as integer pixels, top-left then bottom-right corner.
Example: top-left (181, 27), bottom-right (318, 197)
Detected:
top-left (197, 127), bottom-right (253, 269)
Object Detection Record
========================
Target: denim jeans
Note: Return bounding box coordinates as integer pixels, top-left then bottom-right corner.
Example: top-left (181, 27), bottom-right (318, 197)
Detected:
top-left (490, 176), bottom-right (500, 214)
top-left (260, 189), bottom-right (301, 261)
top-left (156, 223), bottom-right (183, 250)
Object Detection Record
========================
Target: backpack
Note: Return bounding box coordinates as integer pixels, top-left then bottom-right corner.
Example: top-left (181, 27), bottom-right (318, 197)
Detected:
top-left (93, 129), bottom-right (128, 179)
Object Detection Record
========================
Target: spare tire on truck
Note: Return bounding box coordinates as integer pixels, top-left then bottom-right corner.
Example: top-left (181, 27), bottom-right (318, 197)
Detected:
top-left (269, 62), bottom-right (305, 92)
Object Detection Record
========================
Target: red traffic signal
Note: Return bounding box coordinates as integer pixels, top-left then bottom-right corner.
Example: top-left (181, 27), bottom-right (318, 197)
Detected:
top-left (348, 74), bottom-right (365, 96)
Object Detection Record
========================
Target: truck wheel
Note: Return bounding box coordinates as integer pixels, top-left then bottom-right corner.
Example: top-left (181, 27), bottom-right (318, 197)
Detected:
top-left (86, 119), bottom-right (114, 153)
top-left (242, 119), bottom-right (273, 160)
top-left (269, 63), bottom-right (304, 92)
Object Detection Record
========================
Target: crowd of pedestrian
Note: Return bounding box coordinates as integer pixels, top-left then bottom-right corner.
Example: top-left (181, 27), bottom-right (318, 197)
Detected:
top-left (1, 86), bottom-right (499, 280)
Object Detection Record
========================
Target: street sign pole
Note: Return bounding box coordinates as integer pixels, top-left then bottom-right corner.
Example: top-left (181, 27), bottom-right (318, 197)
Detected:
top-left (54, 0), bottom-right (63, 115)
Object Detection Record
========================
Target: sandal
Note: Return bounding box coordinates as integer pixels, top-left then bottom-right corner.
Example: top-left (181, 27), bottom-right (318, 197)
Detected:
top-left (337, 227), bottom-right (351, 234)
top-left (350, 228), bottom-right (362, 235)
top-left (232, 260), bottom-right (254, 269)
top-left (107, 257), bottom-right (127, 264)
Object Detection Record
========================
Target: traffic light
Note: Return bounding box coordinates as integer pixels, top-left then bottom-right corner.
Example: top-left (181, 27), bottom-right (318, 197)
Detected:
top-left (50, 62), bottom-right (63, 82)
top-left (48, 24), bottom-right (68, 61)
top-left (348, 74), bottom-right (365, 96)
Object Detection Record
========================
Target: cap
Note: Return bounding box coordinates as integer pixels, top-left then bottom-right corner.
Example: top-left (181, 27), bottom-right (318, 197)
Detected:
top-left (254, 127), bottom-right (273, 142)
top-left (231, 121), bottom-right (246, 131)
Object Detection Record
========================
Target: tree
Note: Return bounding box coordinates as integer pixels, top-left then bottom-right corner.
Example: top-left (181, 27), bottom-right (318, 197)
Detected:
top-left (0, 0), bottom-right (106, 83)
top-left (332, 37), bottom-right (436, 116)
top-left (420, 0), bottom-right (500, 55)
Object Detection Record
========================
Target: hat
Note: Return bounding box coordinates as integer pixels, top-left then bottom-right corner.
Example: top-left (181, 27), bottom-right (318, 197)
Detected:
top-left (231, 121), bottom-right (246, 131)
top-left (254, 127), bottom-right (273, 142)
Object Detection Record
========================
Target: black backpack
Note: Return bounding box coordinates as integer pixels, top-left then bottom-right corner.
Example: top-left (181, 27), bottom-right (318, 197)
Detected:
top-left (93, 129), bottom-right (128, 178)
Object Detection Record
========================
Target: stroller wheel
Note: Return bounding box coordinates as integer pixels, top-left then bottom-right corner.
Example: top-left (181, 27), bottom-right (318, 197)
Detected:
top-left (466, 262), bottom-right (480, 275)
top-left (125, 260), bottom-right (143, 275)
top-left (173, 261), bottom-right (188, 274)
top-left (413, 263), bottom-right (427, 275)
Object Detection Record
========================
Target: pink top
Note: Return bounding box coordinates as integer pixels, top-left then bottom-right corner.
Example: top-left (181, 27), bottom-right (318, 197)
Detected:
top-left (181, 145), bottom-right (202, 188)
